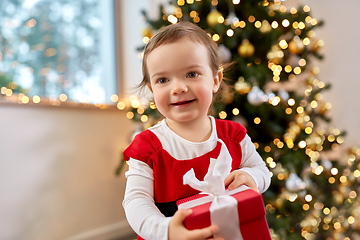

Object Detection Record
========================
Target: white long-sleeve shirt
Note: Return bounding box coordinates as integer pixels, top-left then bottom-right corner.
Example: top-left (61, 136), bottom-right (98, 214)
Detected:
top-left (122, 116), bottom-right (271, 240)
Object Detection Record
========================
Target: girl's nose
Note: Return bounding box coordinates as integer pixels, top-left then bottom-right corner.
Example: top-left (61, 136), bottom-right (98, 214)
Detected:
top-left (171, 79), bottom-right (188, 95)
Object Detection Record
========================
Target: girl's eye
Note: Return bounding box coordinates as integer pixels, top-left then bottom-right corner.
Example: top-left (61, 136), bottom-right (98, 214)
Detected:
top-left (186, 72), bottom-right (199, 78)
top-left (157, 78), bottom-right (169, 84)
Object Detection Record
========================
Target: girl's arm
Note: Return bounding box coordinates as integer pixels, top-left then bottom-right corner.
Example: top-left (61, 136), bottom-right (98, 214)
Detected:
top-left (123, 159), bottom-right (222, 240)
top-left (123, 159), bottom-right (171, 240)
top-left (225, 134), bottom-right (271, 193)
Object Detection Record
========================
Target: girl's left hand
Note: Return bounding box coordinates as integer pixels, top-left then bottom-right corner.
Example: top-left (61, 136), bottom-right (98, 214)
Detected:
top-left (224, 170), bottom-right (259, 192)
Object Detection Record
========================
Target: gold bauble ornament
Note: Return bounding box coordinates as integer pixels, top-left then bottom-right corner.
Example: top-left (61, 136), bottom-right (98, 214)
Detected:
top-left (142, 27), bottom-right (153, 38)
top-left (206, 9), bottom-right (223, 27)
top-left (235, 78), bottom-right (251, 94)
top-left (319, 102), bottom-right (330, 115)
top-left (260, 20), bottom-right (272, 33)
top-left (238, 39), bottom-right (255, 58)
top-left (289, 36), bottom-right (305, 54)
top-left (267, 45), bottom-right (284, 64)
top-left (306, 76), bottom-right (315, 86)
top-left (311, 39), bottom-right (324, 52)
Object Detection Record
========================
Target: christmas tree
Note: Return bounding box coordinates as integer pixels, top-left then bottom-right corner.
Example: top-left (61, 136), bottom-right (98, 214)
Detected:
top-left (123, 0), bottom-right (360, 239)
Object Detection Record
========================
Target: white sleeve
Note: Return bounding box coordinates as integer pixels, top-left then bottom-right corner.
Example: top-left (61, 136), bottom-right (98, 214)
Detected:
top-left (122, 159), bottom-right (171, 240)
top-left (238, 134), bottom-right (271, 193)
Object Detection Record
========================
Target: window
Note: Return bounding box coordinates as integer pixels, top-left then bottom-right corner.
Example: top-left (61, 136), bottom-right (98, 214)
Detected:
top-left (0, 0), bottom-right (117, 105)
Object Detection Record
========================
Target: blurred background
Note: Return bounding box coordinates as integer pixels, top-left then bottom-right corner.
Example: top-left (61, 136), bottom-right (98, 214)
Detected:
top-left (0, 0), bottom-right (359, 240)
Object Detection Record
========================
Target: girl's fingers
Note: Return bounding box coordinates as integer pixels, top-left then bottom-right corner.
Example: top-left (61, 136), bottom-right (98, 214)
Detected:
top-left (227, 174), bottom-right (245, 190)
top-left (224, 172), bottom-right (235, 187)
top-left (187, 224), bottom-right (221, 240)
top-left (172, 211), bottom-right (224, 240)
top-left (172, 209), bottom-right (192, 224)
top-left (225, 171), bottom-right (259, 192)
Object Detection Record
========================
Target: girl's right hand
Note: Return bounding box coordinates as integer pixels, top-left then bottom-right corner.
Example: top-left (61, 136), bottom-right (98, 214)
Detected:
top-left (168, 209), bottom-right (224, 240)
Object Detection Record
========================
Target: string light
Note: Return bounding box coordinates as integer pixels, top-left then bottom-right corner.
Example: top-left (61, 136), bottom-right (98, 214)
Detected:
top-left (248, 15), bottom-right (255, 23)
top-left (149, 102), bottom-right (157, 109)
top-left (348, 216), bottom-right (355, 224)
top-left (290, 7), bottom-right (297, 14)
top-left (26, 18), bottom-right (37, 28)
top-left (110, 94), bottom-right (119, 103)
top-left (303, 37), bottom-right (310, 45)
top-left (130, 99), bottom-right (141, 108)
top-left (282, 19), bottom-right (290, 27)
top-left (59, 94), bottom-right (67, 102)
top-left (270, 96), bottom-right (281, 106)
top-left (298, 22), bottom-right (305, 29)
top-left (143, 37), bottom-right (149, 44)
top-left (219, 111), bottom-right (227, 119)
top-left (339, 176), bottom-right (347, 183)
top-left (232, 108), bottom-right (240, 115)
top-left (254, 21), bottom-right (261, 28)
top-left (6, 88), bottom-right (13, 96)
top-left (288, 193), bottom-right (298, 202)
top-left (21, 95), bottom-right (30, 104)
top-left (212, 34), bottom-right (220, 41)
top-left (303, 204), bottom-right (309, 211)
top-left (190, 10), bottom-right (198, 18)
top-left (33, 95), bottom-right (41, 103)
top-left (279, 39), bottom-right (288, 49)
top-left (226, 29), bottom-right (234, 37)
top-left (218, 16), bottom-right (224, 24)
top-left (303, 5), bottom-right (311, 12)
top-left (168, 15), bottom-right (178, 24)
top-left (140, 115), bottom-right (148, 122)
top-left (331, 168), bottom-right (339, 175)
top-left (126, 112), bottom-right (134, 119)
top-left (137, 107), bottom-right (145, 114)
top-left (328, 177), bottom-right (335, 184)
top-left (299, 140), bottom-right (306, 148)
top-left (271, 21), bottom-right (279, 29)
top-left (277, 173), bottom-right (284, 180)
top-left (117, 102), bottom-right (126, 110)
top-left (294, 67), bottom-right (302, 74)
top-left (354, 169), bottom-right (360, 177)
top-left (264, 146), bottom-right (271, 152)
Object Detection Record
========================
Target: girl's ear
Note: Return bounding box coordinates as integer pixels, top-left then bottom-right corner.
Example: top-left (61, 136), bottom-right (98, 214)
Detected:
top-left (147, 83), bottom-right (153, 92)
top-left (212, 69), bottom-right (223, 93)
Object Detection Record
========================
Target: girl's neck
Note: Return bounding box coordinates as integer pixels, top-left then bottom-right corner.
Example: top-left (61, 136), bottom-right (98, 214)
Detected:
top-left (165, 116), bottom-right (212, 143)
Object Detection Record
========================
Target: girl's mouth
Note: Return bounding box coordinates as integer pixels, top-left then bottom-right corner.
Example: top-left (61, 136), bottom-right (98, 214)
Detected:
top-left (171, 99), bottom-right (196, 106)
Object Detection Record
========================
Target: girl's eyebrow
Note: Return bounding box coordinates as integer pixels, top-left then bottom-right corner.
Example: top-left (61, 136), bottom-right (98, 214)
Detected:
top-left (150, 64), bottom-right (206, 79)
top-left (150, 71), bottom-right (168, 79)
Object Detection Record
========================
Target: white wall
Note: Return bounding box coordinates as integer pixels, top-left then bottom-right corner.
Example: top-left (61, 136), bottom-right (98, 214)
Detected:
top-left (0, 106), bottom-right (134, 240)
top-left (0, 1), bottom-right (359, 240)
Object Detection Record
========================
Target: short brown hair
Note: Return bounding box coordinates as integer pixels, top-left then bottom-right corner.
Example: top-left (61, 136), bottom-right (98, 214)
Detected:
top-left (139, 21), bottom-right (220, 90)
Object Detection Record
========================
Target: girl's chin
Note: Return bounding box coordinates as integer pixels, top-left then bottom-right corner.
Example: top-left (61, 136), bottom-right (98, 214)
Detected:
top-left (165, 113), bottom-right (209, 124)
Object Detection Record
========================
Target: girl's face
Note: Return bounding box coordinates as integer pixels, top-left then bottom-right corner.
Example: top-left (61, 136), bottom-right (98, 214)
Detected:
top-left (147, 39), bottom-right (222, 126)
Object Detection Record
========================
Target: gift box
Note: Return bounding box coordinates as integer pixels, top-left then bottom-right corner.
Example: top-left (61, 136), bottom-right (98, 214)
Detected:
top-left (176, 186), bottom-right (271, 240)
top-left (177, 142), bottom-right (271, 240)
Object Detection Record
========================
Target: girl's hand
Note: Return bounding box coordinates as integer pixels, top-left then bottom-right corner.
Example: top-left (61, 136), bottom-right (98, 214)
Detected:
top-left (168, 209), bottom-right (224, 240)
top-left (224, 170), bottom-right (259, 192)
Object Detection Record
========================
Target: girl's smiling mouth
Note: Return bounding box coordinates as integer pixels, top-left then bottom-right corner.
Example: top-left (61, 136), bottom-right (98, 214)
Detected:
top-left (171, 99), bottom-right (196, 106)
